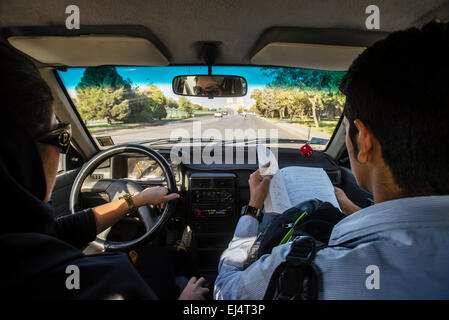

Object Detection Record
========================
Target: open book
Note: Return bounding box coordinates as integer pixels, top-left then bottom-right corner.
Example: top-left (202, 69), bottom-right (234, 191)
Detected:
top-left (257, 145), bottom-right (341, 214)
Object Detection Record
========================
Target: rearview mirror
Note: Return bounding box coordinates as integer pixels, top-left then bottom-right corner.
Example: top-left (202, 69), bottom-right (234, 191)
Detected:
top-left (172, 75), bottom-right (247, 98)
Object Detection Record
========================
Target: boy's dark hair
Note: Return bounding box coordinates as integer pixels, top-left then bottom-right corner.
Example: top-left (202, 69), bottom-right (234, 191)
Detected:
top-left (0, 44), bottom-right (54, 138)
top-left (340, 20), bottom-right (449, 196)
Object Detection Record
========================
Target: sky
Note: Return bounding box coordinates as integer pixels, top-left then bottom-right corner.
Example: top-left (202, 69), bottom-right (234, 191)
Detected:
top-left (57, 66), bottom-right (276, 110)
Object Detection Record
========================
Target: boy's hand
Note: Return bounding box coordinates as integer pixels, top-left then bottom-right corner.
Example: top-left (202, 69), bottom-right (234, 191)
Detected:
top-left (248, 162), bottom-right (273, 209)
top-left (334, 187), bottom-right (361, 215)
top-left (178, 277), bottom-right (210, 300)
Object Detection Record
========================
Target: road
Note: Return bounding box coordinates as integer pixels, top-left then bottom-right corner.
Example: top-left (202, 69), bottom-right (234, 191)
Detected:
top-left (92, 115), bottom-right (329, 149)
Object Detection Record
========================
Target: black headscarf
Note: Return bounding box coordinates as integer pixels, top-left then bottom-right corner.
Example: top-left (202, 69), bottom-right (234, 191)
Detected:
top-left (0, 46), bottom-right (159, 300)
top-left (0, 106), bottom-right (56, 236)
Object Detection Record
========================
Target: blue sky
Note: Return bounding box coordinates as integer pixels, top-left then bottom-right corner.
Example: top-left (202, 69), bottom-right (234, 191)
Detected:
top-left (57, 66), bottom-right (275, 109)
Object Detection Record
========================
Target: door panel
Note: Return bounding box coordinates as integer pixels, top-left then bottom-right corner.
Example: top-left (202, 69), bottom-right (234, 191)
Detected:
top-left (51, 169), bottom-right (79, 218)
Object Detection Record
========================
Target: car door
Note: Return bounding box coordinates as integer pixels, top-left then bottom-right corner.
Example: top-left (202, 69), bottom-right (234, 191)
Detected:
top-left (51, 147), bottom-right (83, 217)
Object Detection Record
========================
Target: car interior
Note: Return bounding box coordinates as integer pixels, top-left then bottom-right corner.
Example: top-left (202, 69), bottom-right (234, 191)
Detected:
top-left (1, 0), bottom-right (448, 297)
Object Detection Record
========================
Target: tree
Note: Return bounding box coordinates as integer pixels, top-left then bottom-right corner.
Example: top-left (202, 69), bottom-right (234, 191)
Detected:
top-left (75, 86), bottom-right (129, 123)
top-left (124, 92), bottom-right (154, 123)
top-left (262, 67), bottom-right (344, 93)
top-left (262, 67), bottom-right (346, 127)
top-left (178, 97), bottom-right (193, 117)
top-left (140, 85), bottom-right (167, 120)
top-left (151, 102), bottom-right (167, 120)
top-left (75, 67), bottom-right (132, 123)
top-left (77, 66), bottom-right (131, 90)
top-left (251, 88), bottom-right (278, 118)
top-left (167, 98), bottom-right (179, 109)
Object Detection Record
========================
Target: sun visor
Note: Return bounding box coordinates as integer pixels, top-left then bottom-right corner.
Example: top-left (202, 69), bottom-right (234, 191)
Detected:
top-left (8, 35), bottom-right (169, 67)
top-left (250, 42), bottom-right (366, 71)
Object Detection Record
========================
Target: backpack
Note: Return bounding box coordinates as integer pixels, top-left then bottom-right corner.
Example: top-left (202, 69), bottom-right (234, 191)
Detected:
top-left (244, 199), bottom-right (346, 300)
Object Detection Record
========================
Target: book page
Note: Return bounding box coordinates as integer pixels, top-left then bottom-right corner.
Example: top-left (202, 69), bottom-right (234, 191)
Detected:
top-left (257, 145), bottom-right (291, 214)
top-left (263, 172), bottom-right (291, 214)
top-left (280, 166), bottom-right (341, 210)
top-left (256, 144), bottom-right (279, 176)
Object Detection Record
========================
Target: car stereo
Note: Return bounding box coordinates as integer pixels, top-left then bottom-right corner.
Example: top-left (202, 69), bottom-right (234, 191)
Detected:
top-left (189, 173), bottom-right (236, 219)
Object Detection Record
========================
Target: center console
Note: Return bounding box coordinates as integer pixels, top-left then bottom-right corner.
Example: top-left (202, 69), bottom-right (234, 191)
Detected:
top-left (187, 172), bottom-right (238, 274)
top-left (188, 172), bottom-right (237, 222)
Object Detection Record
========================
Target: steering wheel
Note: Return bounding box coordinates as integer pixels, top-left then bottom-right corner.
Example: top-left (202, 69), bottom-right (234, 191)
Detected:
top-left (69, 144), bottom-right (177, 252)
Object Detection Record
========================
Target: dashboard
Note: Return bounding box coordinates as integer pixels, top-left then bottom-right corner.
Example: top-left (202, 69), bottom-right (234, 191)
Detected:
top-left (126, 154), bottom-right (181, 185)
top-left (85, 147), bottom-right (342, 227)
top-left (86, 146), bottom-right (342, 199)
top-left (81, 146), bottom-right (372, 275)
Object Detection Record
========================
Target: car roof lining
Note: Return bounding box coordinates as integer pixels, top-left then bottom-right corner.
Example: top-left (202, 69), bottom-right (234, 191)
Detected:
top-left (0, 0), bottom-right (448, 68)
top-left (249, 27), bottom-right (388, 70)
top-left (8, 35), bottom-right (169, 67)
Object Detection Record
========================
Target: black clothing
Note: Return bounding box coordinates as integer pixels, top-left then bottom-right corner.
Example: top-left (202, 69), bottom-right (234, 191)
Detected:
top-left (0, 232), bottom-right (157, 299)
top-left (55, 209), bottom-right (97, 249)
top-left (0, 107), bottom-right (158, 299)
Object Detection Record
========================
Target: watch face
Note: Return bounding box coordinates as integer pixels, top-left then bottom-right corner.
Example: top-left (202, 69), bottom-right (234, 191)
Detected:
top-left (247, 206), bottom-right (257, 215)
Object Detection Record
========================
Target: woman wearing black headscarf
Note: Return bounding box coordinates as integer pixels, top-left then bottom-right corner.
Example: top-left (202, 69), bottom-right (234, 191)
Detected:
top-left (0, 44), bottom-right (208, 300)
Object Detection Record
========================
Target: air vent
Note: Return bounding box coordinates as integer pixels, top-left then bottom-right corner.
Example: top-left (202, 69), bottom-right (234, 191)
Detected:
top-left (191, 179), bottom-right (212, 189)
top-left (213, 179), bottom-right (233, 189)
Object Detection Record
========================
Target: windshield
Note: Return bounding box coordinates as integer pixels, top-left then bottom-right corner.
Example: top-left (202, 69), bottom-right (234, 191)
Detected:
top-left (57, 66), bottom-right (345, 151)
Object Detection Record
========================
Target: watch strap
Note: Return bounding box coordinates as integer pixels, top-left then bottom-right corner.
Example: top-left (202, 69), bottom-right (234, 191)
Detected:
top-left (241, 205), bottom-right (263, 223)
top-left (120, 194), bottom-right (137, 214)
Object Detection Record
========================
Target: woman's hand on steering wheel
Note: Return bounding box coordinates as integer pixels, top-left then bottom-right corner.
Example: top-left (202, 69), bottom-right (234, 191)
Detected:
top-left (132, 186), bottom-right (179, 208)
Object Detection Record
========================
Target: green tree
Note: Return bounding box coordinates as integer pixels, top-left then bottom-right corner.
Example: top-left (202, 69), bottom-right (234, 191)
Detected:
top-left (75, 86), bottom-right (129, 123)
top-left (250, 88), bottom-right (278, 118)
top-left (151, 102), bottom-right (167, 120)
top-left (262, 67), bottom-right (345, 127)
top-left (167, 98), bottom-right (179, 109)
top-left (140, 85), bottom-right (167, 120)
top-left (262, 67), bottom-right (344, 93)
top-left (178, 97), bottom-right (193, 117)
top-left (75, 67), bottom-right (132, 123)
top-left (77, 66), bottom-right (131, 90)
top-left (124, 92), bottom-right (154, 123)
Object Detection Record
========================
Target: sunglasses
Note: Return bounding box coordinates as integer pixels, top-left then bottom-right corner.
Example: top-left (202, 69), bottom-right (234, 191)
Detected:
top-left (193, 86), bottom-right (220, 96)
top-left (37, 122), bottom-right (72, 154)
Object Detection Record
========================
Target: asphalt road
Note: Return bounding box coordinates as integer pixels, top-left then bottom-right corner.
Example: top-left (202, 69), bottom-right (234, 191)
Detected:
top-left (93, 114), bottom-right (328, 149)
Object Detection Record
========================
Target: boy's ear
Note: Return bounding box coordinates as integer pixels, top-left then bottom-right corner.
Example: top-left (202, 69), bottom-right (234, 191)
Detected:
top-left (353, 119), bottom-right (374, 164)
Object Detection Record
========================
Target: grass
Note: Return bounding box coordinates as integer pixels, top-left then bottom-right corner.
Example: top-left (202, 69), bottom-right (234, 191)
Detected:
top-left (193, 110), bottom-right (215, 115)
top-left (265, 117), bottom-right (339, 135)
top-left (86, 123), bottom-right (142, 130)
top-left (87, 119), bottom-right (174, 130)
top-left (86, 111), bottom-right (214, 131)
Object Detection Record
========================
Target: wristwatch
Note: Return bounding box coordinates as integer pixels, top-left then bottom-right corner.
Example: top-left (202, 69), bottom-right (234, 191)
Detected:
top-left (119, 193), bottom-right (137, 214)
top-left (240, 205), bottom-right (263, 223)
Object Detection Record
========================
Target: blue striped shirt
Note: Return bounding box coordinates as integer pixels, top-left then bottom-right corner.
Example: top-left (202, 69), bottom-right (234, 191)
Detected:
top-left (214, 196), bottom-right (449, 300)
